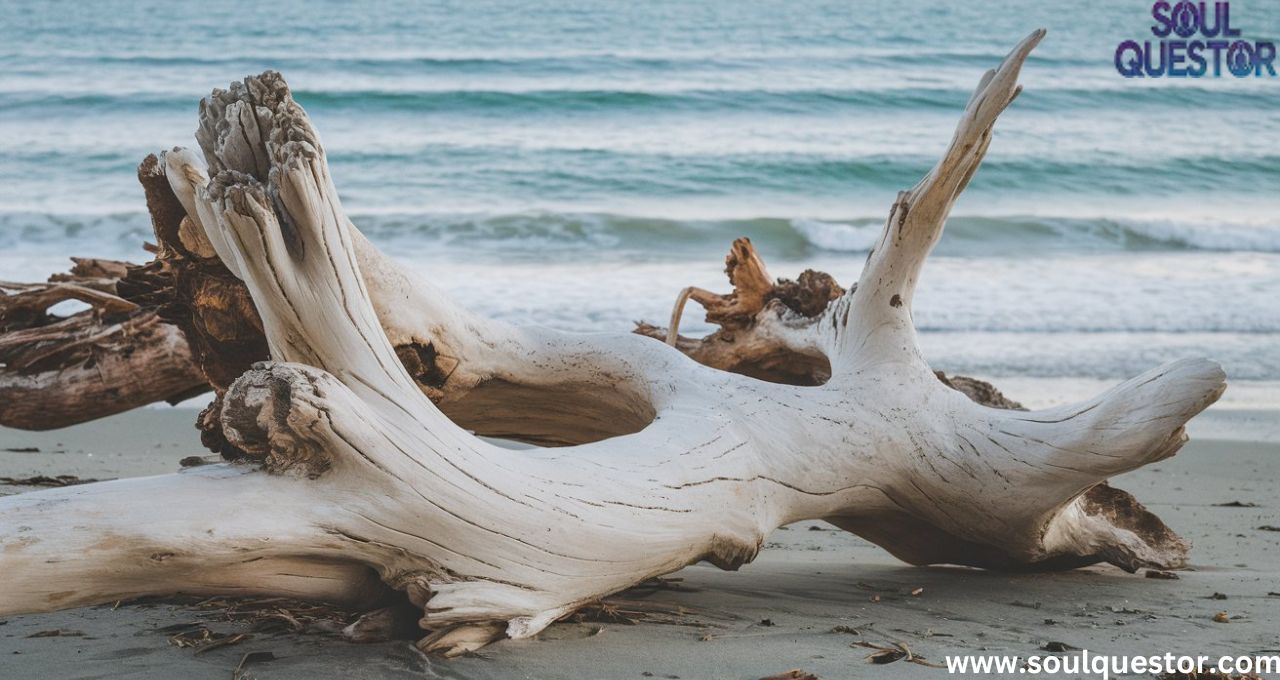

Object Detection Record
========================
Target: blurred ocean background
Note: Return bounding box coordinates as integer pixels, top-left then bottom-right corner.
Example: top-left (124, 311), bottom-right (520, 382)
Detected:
top-left (0, 0), bottom-right (1276, 405)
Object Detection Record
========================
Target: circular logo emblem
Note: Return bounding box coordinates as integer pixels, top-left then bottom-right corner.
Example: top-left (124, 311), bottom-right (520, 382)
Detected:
top-left (1171, 1), bottom-right (1200, 38)
top-left (1226, 41), bottom-right (1255, 76)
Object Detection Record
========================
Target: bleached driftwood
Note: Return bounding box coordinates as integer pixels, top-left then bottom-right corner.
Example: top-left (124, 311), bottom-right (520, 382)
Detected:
top-left (0, 31), bottom-right (1226, 656)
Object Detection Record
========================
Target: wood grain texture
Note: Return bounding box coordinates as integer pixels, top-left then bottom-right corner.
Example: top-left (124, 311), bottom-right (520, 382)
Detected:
top-left (0, 31), bottom-right (1226, 657)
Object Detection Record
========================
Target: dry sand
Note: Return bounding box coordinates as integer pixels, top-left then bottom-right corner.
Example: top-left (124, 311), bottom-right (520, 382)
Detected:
top-left (1, 406), bottom-right (1278, 679)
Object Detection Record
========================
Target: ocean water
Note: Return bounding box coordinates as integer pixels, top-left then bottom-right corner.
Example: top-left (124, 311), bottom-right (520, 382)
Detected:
top-left (1, 0), bottom-right (1277, 395)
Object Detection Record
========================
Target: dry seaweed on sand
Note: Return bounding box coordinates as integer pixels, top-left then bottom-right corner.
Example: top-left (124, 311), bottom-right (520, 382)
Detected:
top-left (167, 598), bottom-right (355, 650)
top-left (563, 577), bottom-right (726, 628)
top-left (1040, 641), bottom-right (1079, 652)
top-left (0, 475), bottom-right (98, 487)
top-left (165, 588), bottom-right (715, 651)
top-left (567, 597), bottom-right (722, 629)
top-left (619, 576), bottom-right (700, 595)
top-left (853, 640), bottom-right (942, 667)
top-left (759, 671), bottom-right (822, 680)
top-left (167, 626), bottom-right (250, 655)
top-left (24, 628), bottom-right (84, 638)
top-left (184, 596), bottom-right (362, 635)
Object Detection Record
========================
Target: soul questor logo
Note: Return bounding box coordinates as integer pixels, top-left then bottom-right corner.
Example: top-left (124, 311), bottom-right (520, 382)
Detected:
top-left (1115, 1), bottom-right (1276, 77)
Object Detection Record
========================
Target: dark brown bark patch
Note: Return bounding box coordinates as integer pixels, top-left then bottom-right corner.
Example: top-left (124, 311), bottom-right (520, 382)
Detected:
top-left (119, 155), bottom-right (269, 394)
top-left (934, 372), bottom-right (1025, 410)
top-left (769, 270), bottom-right (845, 318)
top-left (1079, 482), bottom-right (1187, 572)
top-left (395, 342), bottom-right (456, 397)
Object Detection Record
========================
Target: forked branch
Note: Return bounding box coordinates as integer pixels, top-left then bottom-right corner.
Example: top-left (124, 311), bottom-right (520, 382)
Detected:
top-left (0, 31), bottom-right (1225, 656)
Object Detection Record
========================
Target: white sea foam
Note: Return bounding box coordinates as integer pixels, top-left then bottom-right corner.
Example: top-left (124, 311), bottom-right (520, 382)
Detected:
top-left (789, 218), bottom-right (882, 252)
top-left (1117, 217), bottom-right (1280, 252)
top-left (789, 214), bottom-right (1280, 254)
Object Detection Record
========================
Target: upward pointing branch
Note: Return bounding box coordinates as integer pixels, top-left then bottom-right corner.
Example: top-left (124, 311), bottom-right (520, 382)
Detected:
top-left (826, 29), bottom-right (1045, 368)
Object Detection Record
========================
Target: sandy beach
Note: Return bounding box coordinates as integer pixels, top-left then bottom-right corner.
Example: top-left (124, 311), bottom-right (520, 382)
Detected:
top-left (1, 403), bottom-right (1276, 679)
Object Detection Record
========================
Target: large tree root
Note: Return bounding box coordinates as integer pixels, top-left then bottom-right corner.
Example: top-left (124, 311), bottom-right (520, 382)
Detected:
top-left (0, 30), bottom-right (1226, 655)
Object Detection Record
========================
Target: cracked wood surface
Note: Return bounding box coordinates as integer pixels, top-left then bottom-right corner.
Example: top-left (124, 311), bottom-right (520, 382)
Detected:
top-left (0, 30), bottom-right (1226, 656)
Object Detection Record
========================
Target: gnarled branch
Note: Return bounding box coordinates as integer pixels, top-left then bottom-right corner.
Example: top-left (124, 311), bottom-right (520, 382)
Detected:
top-left (0, 31), bottom-right (1225, 657)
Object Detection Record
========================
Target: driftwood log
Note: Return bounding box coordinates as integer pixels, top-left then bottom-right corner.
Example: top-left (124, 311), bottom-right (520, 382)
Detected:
top-left (0, 262), bottom-right (207, 429)
top-left (0, 156), bottom-right (265, 433)
top-left (0, 31), bottom-right (1226, 656)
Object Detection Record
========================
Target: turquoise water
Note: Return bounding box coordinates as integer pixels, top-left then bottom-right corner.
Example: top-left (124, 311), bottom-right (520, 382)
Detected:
top-left (1, 1), bottom-right (1277, 385)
